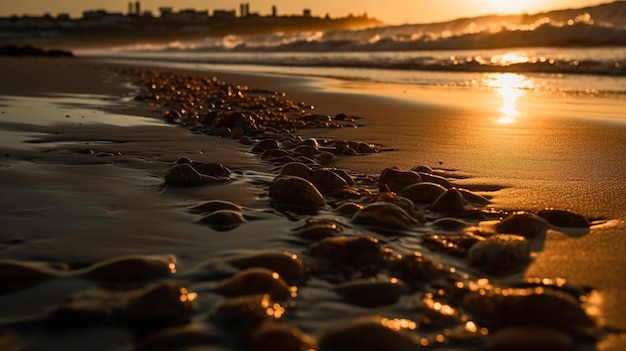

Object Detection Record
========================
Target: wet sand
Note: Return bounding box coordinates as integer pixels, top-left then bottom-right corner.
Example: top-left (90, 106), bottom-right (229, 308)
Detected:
top-left (1, 57), bottom-right (625, 350)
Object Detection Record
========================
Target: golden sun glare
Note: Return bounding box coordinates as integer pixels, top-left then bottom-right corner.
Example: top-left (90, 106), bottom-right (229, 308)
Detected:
top-left (482, 0), bottom-right (535, 14)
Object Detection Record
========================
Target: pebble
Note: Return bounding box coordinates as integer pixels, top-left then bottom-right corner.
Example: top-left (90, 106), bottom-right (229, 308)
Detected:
top-left (486, 326), bottom-right (575, 351)
top-left (335, 278), bottom-right (410, 307)
top-left (85, 254), bottom-right (177, 281)
top-left (249, 322), bottom-right (319, 351)
top-left (400, 182), bottom-right (447, 205)
top-left (320, 315), bottom-right (420, 351)
top-left (213, 268), bottom-right (295, 298)
top-left (306, 236), bottom-right (384, 268)
top-left (536, 209), bottom-right (590, 228)
top-left (495, 211), bottom-right (550, 238)
top-left (351, 202), bottom-right (418, 231)
top-left (197, 209), bottom-right (246, 230)
top-left (378, 167), bottom-right (422, 193)
top-left (226, 251), bottom-right (306, 283)
top-left (468, 234), bottom-right (530, 276)
top-left (269, 175), bottom-right (326, 210)
top-left (430, 188), bottom-right (467, 214)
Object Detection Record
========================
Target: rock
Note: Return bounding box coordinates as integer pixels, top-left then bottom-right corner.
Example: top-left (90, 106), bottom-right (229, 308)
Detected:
top-left (249, 323), bottom-right (319, 351)
top-left (335, 278), bottom-right (410, 307)
top-left (378, 168), bottom-right (422, 193)
top-left (306, 236), bottom-right (384, 268)
top-left (252, 139), bottom-right (281, 153)
top-left (278, 162), bottom-right (314, 179)
top-left (400, 182), bottom-right (447, 205)
top-left (226, 251), bottom-right (306, 283)
top-left (211, 294), bottom-right (284, 334)
top-left (213, 268), bottom-right (295, 298)
top-left (85, 254), bottom-right (177, 281)
top-left (430, 188), bottom-right (467, 214)
top-left (388, 252), bottom-right (446, 288)
top-left (0, 259), bottom-right (67, 286)
top-left (486, 326), bottom-right (575, 351)
top-left (197, 210), bottom-right (246, 231)
top-left (164, 164), bottom-right (218, 186)
top-left (458, 188), bottom-right (491, 206)
top-left (320, 315), bottom-right (420, 351)
top-left (351, 202), bottom-right (418, 231)
top-left (417, 172), bottom-right (452, 188)
top-left (269, 176), bottom-right (326, 210)
top-left (291, 218), bottom-right (343, 241)
top-left (310, 169), bottom-right (350, 195)
top-left (333, 202), bottom-right (363, 218)
top-left (421, 233), bottom-right (481, 258)
top-left (496, 212), bottom-right (549, 238)
top-left (468, 234), bottom-right (530, 276)
top-left (537, 209), bottom-right (590, 228)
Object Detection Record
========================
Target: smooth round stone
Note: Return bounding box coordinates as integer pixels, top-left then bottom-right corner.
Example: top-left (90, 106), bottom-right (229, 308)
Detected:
top-left (459, 188), bottom-right (491, 206)
top-left (335, 278), bottom-right (410, 307)
top-left (125, 282), bottom-right (197, 321)
top-left (430, 188), bottom-right (467, 214)
top-left (191, 162), bottom-right (231, 177)
top-left (213, 268), bottom-right (294, 298)
top-left (378, 167), bottom-right (422, 193)
top-left (260, 148), bottom-right (292, 160)
top-left (400, 182), bottom-right (447, 205)
top-left (137, 324), bottom-right (214, 351)
top-left (226, 251), bottom-right (306, 283)
top-left (351, 202), bottom-right (418, 231)
top-left (164, 163), bottom-right (215, 186)
top-left (189, 200), bottom-right (241, 213)
top-left (462, 286), bottom-right (596, 338)
top-left (269, 175), bottom-right (326, 209)
top-left (198, 210), bottom-right (246, 231)
top-left (388, 252), bottom-right (446, 288)
top-left (411, 164), bottom-right (434, 173)
top-left (537, 209), bottom-right (590, 228)
top-left (251, 139), bottom-right (281, 153)
top-left (486, 326), bottom-right (575, 351)
top-left (85, 254), bottom-right (177, 281)
top-left (293, 145), bottom-right (318, 159)
top-left (329, 168), bottom-right (355, 186)
top-left (291, 219), bottom-right (343, 241)
top-left (320, 315), bottom-right (420, 351)
top-left (334, 202), bottom-right (363, 217)
top-left (468, 234), bottom-right (530, 276)
top-left (432, 217), bottom-right (471, 230)
top-left (417, 172), bottom-right (452, 188)
top-left (212, 294), bottom-right (284, 333)
top-left (249, 323), bottom-right (318, 351)
top-left (496, 211), bottom-right (550, 238)
top-left (310, 169), bottom-right (350, 195)
top-left (306, 236), bottom-right (384, 268)
top-left (279, 162), bottom-right (313, 180)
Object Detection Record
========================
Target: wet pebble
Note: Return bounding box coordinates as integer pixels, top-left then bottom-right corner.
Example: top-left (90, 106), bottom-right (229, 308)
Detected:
top-left (85, 254), bottom-right (177, 281)
top-left (189, 200), bottom-right (241, 213)
top-left (320, 315), bottom-right (420, 351)
top-left (388, 252), bottom-right (447, 288)
top-left (269, 175), bottom-right (326, 210)
top-left (333, 202), bottom-right (363, 218)
top-left (306, 235), bottom-right (384, 269)
top-left (378, 167), bottom-right (422, 193)
top-left (351, 202), bottom-right (418, 231)
top-left (486, 326), bottom-right (575, 351)
top-left (198, 210), bottom-right (246, 231)
top-left (430, 188), bottom-right (467, 215)
top-left (291, 218), bottom-right (343, 241)
top-left (226, 251), bottom-right (306, 283)
top-left (211, 294), bottom-right (285, 334)
top-left (400, 182), bottom-right (447, 205)
top-left (468, 234), bottom-right (530, 276)
top-left (495, 211), bottom-right (549, 238)
top-left (537, 209), bottom-right (590, 228)
top-left (249, 322), bottom-right (319, 351)
top-left (164, 163), bottom-right (220, 186)
top-left (213, 268), bottom-right (295, 298)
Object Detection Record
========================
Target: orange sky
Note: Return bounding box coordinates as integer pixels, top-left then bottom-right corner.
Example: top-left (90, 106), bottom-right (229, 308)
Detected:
top-left (0, 0), bottom-right (615, 24)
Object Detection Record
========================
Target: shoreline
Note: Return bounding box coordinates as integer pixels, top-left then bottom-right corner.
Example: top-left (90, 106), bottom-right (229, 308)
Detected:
top-left (1, 57), bottom-right (625, 350)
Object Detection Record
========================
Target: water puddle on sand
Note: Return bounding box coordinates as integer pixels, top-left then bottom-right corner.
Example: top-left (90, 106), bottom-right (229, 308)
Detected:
top-left (0, 94), bottom-right (164, 149)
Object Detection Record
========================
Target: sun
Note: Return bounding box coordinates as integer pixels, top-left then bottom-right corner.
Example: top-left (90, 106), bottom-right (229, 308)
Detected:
top-left (482, 0), bottom-right (535, 14)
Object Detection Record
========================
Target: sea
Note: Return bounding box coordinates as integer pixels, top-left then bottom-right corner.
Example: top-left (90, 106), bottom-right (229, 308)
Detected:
top-left (80, 2), bottom-right (626, 99)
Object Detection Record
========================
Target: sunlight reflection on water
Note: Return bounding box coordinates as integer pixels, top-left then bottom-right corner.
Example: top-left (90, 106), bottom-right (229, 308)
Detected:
top-left (483, 73), bottom-right (534, 124)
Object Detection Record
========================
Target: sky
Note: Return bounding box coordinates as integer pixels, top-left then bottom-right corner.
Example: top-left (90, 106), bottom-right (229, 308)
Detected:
top-left (0, 0), bottom-right (615, 24)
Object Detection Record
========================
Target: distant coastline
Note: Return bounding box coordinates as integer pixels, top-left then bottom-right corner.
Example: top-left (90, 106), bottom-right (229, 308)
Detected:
top-left (0, 3), bottom-right (382, 49)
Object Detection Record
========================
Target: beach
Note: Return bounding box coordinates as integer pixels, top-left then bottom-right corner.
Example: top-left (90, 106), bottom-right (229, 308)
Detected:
top-left (1, 56), bottom-right (625, 350)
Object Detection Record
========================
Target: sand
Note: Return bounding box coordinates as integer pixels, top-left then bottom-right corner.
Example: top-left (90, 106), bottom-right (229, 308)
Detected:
top-left (1, 57), bottom-right (625, 350)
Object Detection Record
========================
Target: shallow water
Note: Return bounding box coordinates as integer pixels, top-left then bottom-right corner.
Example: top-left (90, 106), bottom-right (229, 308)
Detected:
top-left (1, 66), bottom-right (625, 351)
